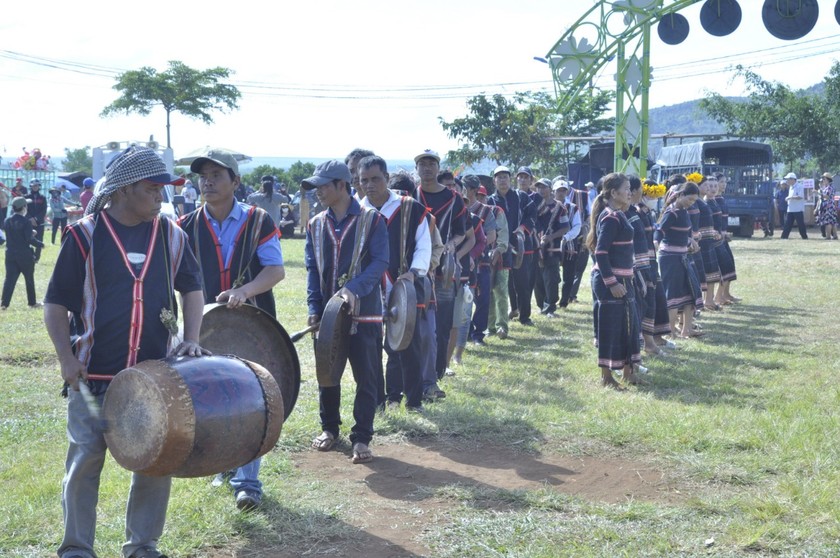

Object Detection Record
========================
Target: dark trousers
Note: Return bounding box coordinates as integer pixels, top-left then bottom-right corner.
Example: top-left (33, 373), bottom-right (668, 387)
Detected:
top-left (560, 252), bottom-right (577, 306)
top-left (318, 323), bottom-right (380, 446)
top-left (569, 247), bottom-right (590, 301)
top-left (33, 223), bottom-right (45, 260)
top-left (469, 265), bottom-right (491, 342)
top-left (384, 322), bottom-right (424, 408)
top-left (509, 253), bottom-right (533, 322)
top-left (534, 254), bottom-right (560, 313)
top-left (52, 217), bottom-right (67, 244)
top-left (0, 206), bottom-right (7, 224)
top-left (435, 280), bottom-right (456, 379)
top-left (2, 253), bottom-right (37, 307)
top-left (781, 211), bottom-right (807, 239)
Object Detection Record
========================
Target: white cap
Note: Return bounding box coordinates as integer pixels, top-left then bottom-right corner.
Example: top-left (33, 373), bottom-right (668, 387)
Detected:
top-left (493, 165), bottom-right (511, 176)
top-left (552, 180), bottom-right (571, 191)
top-left (784, 172), bottom-right (797, 180)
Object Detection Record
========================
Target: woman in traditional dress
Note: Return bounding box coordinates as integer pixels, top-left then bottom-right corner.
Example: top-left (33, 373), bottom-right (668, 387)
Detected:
top-left (712, 172), bottom-right (739, 305)
top-left (698, 175), bottom-right (722, 311)
top-left (586, 173), bottom-right (642, 389)
top-left (640, 179), bottom-right (675, 352)
top-left (655, 182), bottom-right (703, 338)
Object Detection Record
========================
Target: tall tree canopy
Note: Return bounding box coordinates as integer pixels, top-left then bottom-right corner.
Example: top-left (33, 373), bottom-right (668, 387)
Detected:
top-left (62, 147), bottom-right (92, 174)
top-left (439, 90), bottom-right (613, 176)
top-left (699, 64), bottom-right (840, 170)
top-left (101, 61), bottom-right (241, 149)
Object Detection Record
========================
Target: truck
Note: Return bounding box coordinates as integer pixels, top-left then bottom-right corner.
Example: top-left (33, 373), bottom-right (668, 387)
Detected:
top-left (648, 140), bottom-right (774, 237)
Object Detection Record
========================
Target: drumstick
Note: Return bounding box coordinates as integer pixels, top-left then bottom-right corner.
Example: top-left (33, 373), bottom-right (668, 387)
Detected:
top-left (78, 381), bottom-right (109, 432)
top-left (290, 323), bottom-right (319, 343)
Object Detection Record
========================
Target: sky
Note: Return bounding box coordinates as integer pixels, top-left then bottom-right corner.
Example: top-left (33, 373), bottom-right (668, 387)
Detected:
top-left (2, 0), bottom-right (840, 163)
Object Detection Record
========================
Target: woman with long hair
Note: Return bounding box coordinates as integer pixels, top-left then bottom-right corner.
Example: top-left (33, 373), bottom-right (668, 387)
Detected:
top-left (626, 176), bottom-right (657, 355)
top-left (656, 182), bottom-right (703, 338)
top-left (640, 179), bottom-right (674, 352)
top-left (698, 175), bottom-right (722, 311)
top-left (713, 172), bottom-right (739, 304)
top-left (586, 172), bottom-right (642, 389)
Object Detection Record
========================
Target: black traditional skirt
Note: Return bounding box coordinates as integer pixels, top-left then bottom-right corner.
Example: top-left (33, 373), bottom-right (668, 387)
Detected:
top-left (715, 241), bottom-right (737, 282)
top-left (592, 271), bottom-right (641, 370)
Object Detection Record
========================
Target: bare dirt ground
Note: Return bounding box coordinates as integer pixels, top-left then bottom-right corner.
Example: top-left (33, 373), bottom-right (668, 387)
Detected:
top-left (218, 440), bottom-right (687, 558)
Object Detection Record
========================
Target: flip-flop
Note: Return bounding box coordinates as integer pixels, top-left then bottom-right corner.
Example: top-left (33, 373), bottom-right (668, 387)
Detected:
top-left (311, 431), bottom-right (336, 452)
top-left (352, 442), bottom-right (373, 464)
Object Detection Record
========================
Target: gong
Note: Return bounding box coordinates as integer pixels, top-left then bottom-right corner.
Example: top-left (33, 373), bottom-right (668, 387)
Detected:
top-left (314, 294), bottom-right (351, 387)
top-left (385, 278), bottom-right (417, 351)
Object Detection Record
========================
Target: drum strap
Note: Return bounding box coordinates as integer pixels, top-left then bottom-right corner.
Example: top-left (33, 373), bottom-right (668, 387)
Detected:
top-left (399, 196), bottom-right (413, 275)
top-left (347, 208), bottom-right (375, 333)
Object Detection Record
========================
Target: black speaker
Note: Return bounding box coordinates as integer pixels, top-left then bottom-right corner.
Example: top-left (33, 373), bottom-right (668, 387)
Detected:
top-left (700, 0), bottom-right (742, 37)
top-left (763, 0), bottom-right (819, 41)
top-left (658, 13), bottom-right (690, 45)
top-left (588, 143), bottom-right (615, 170)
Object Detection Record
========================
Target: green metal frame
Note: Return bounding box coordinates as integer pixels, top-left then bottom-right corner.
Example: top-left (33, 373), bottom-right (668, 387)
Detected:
top-left (546, 0), bottom-right (702, 176)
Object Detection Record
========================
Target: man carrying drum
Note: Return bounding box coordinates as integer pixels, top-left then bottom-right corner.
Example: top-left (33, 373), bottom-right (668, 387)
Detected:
top-left (44, 146), bottom-right (209, 558)
top-left (177, 148), bottom-right (286, 511)
top-left (359, 155), bottom-right (431, 413)
top-left (303, 160), bottom-right (389, 464)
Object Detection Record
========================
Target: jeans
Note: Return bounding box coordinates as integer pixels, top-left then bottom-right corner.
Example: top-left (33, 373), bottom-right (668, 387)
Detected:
top-left (420, 303), bottom-right (438, 392)
top-left (469, 265), bottom-right (491, 342)
top-left (52, 216), bottom-right (68, 244)
top-left (59, 390), bottom-right (171, 558)
top-left (229, 458), bottom-right (262, 497)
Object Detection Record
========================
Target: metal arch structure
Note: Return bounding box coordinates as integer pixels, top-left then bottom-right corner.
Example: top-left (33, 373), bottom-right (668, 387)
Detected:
top-left (546, 0), bottom-right (705, 177)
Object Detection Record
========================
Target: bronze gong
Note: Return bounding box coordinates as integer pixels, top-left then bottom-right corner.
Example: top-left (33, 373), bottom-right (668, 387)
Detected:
top-left (315, 294), bottom-right (351, 387)
top-left (385, 278), bottom-right (417, 351)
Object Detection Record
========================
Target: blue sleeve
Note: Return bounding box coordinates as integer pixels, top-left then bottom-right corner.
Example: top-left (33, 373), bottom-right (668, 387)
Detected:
top-left (256, 214), bottom-right (284, 266)
top-left (344, 213), bottom-right (390, 298)
top-left (304, 223), bottom-right (323, 317)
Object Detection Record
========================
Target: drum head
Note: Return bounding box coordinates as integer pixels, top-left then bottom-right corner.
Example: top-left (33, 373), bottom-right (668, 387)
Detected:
top-left (315, 294), bottom-right (351, 387)
top-left (386, 279), bottom-right (417, 351)
top-left (200, 303), bottom-right (301, 420)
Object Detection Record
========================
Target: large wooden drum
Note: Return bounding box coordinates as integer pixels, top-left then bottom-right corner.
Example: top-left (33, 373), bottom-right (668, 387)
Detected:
top-left (102, 355), bottom-right (284, 478)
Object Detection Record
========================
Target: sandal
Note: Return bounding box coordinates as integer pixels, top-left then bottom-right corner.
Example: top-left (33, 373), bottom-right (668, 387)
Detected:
top-left (311, 431), bottom-right (336, 452)
top-left (351, 442), bottom-right (373, 464)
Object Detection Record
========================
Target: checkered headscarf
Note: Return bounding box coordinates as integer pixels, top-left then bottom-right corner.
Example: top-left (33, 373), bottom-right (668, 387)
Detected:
top-left (85, 146), bottom-right (171, 216)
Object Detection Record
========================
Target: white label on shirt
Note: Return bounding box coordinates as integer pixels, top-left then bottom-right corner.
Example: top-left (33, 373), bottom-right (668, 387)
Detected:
top-left (127, 252), bottom-right (146, 266)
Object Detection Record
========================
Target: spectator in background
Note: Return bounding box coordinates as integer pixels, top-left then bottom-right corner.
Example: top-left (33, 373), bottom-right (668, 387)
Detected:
top-left (2, 197), bottom-right (43, 309)
top-left (25, 179), bottom-right (48, 262)
top-left (0, 181), bottom-right (9, 224)
top-left (780, 172), bottom-right (807, 239)
top-left (182, 178), bottom-right (198, 213)
top-left (80, 178), bottom-right (95, 212)
top-left (48, 187), bottom-right (78, 244)
top-left (247, 175), bottom-right (283, 226)
top-left (816, 172), bottom-right (837, 240)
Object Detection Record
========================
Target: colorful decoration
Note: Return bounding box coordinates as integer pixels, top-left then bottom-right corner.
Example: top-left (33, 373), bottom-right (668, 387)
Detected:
top-left (13, 147), bottom-right (51, 171)
top-left (684, 172), bottom-right (704, 185)
top-left (643, 182), bottom-right (667, 198)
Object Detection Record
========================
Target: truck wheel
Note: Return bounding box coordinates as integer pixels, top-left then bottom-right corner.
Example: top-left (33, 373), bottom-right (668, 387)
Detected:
top-left (738, 216), bottom-right (754, 238)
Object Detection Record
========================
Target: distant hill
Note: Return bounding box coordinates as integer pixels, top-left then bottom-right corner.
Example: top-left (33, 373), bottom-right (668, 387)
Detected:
top-left (648, 99), bottom-right (733, 136)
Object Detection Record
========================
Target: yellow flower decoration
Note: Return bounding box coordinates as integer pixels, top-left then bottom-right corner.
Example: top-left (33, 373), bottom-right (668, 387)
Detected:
top-left (643, 183), bottom-right (667, 198)
top-left (685, 172), bottom-right (704, 185)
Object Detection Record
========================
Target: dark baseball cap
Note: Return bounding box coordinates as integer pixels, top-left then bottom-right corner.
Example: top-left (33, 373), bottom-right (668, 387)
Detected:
top-left (516, 166), bottom-right (533, 177)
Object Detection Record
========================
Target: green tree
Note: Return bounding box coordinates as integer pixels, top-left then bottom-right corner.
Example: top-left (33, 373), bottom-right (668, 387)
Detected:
top-left (281, 161), bottom-right (316, 194)
top-left (62, 147), bottom-right (92, 174)
top-left (101, 60), bottom-right (241, 149)
top-left (699, 65), bottom-right (838, 170)
top-left (440, 90), bottom-right (613, 177)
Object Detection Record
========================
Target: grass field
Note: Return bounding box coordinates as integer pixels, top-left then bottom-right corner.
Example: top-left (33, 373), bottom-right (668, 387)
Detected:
top-left (1, 231), bottom-right (838, 557)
